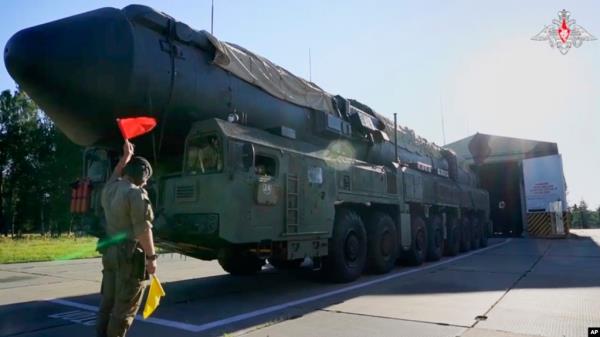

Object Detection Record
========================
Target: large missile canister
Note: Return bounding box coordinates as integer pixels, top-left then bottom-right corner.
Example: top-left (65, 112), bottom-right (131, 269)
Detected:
top-left (4, 4), bottom-right (476, 185)
top-left (5, 7), bottom-right (136, 147)
top-left (4, 5), bottom-right (318, 155)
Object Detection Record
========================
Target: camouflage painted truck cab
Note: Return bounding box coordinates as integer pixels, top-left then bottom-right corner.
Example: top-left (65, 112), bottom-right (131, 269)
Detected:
top-left (5, 4), bottom-right (491, 282)
top-left (156, 119), bottom-right (335, 272)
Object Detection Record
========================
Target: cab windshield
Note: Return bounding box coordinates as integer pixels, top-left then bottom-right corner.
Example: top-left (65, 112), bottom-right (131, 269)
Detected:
top-left (186, 135), bottom-right (223, 174)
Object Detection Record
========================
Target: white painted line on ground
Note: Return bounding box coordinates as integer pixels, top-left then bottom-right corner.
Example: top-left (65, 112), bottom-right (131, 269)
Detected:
top-left (49, 309), bottom-right (98, 326)
top-left (50, 299), bottom-right (97, 312)
top-left (49, 239), bottom-right (512, 333)
top-left (49, 299), bottom-right (202, 332)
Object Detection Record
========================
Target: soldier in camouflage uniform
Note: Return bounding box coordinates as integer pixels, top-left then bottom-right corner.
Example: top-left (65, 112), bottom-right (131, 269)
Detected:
top-left (96, 140), bottom-right (158, 337)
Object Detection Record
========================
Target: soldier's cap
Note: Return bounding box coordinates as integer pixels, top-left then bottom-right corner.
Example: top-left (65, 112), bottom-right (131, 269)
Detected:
top-left (124, 156), bottom-right (153, 181)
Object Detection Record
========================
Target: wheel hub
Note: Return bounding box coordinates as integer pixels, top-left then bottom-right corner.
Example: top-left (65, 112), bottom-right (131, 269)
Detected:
top-left (345, 231), bottom-right (360, 262)
top-left (434, 228), bottom-right (442, 248)
top-left (380, 230), bottom-right (393, 257)
top-left (416, 229), bottom-right (425, 253)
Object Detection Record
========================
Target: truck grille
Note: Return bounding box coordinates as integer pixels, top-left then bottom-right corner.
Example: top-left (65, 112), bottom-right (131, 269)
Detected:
top-left (175, 184), bottom-right (195, 201)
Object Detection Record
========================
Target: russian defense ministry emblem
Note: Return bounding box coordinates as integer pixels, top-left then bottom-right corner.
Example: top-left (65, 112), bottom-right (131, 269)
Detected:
top-left (531, 9), bottom-right (596, 55)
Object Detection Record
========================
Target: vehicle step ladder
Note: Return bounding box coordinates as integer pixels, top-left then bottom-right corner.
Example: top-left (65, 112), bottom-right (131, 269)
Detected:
top-left (285, 174), bottom-right (299, 234)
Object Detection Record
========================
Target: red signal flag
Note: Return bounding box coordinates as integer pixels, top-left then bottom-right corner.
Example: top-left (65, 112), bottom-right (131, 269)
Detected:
top-left (116, 117), bottom-right (157, 140)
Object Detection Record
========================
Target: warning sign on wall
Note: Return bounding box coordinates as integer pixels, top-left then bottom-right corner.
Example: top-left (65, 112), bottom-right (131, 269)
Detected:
top-left (522, 154), bottom-right (567, 212)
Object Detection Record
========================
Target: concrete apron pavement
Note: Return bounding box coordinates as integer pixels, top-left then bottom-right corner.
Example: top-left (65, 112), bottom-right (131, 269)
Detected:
top-left (0, 229), bottom-right (599, 337)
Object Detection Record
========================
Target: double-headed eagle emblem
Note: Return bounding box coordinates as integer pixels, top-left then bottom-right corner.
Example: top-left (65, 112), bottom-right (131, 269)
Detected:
top-left (532, 9), bottom-right (596, 55)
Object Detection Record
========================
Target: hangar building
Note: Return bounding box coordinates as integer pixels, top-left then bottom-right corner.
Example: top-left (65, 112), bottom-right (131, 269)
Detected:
top-left (446, 133), bottom-right (569, 237)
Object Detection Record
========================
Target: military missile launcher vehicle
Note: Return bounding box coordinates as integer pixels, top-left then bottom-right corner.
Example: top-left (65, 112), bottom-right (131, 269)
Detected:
top-left (4, 4), bottom-right (490, 282)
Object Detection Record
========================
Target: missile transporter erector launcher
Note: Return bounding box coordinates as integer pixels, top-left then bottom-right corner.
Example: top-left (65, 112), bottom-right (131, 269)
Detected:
top-left (5, 5), bottom-right (490, 282)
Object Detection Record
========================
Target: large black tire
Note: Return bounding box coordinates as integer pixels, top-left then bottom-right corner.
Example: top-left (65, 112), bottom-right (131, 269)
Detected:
top-left (480, 218), bottom-right (490, 247)
top-left (459, 217), bottom-right (472, 252)
top-left (269, 258), bottom-right (303, 269)
top-left (218, 247), bottom-right (265, 275)
top-left (426, 215), bottom-right (444, 261)
top-left (470, 216), bottom-right (482, 250)
top-left (323, 209), bottom-right (367, 283)
top-left (444, 216), bottom-right (460, 256)
top-left (366, 212), bottom-right (398, 274)
top-left (403, 215), bottom-right (428, 266)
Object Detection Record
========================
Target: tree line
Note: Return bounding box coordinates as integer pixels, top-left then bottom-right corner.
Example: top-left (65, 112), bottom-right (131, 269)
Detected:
top-left (0, 89), bottom-right (82, 236)
top-left (569, 200), bottom-right (600, 229)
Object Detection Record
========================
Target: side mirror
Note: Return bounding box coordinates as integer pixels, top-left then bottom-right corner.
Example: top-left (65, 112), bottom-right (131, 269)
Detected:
top-left (241, 142), bottom-right (255, 170)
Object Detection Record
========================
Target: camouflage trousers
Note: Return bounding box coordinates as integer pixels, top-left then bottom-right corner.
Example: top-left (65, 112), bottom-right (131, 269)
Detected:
top-left (97, 244), bottom-right (148, 337)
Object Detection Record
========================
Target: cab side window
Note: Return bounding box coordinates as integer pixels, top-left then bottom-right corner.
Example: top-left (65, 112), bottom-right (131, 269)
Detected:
top-left (255, 155), bottom-right (277, 177)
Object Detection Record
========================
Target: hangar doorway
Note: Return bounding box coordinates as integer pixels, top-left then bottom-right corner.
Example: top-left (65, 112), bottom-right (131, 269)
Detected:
top-left (477, 161), bottom-right (523, 236)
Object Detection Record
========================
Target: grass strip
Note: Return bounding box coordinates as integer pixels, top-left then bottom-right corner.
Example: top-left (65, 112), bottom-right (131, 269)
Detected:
top-left (0, 235), bottom-right (100, 264)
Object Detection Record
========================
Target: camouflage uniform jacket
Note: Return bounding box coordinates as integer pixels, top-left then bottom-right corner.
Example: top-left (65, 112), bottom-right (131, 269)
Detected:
top-left (100, 178), bottom-right (153, 241)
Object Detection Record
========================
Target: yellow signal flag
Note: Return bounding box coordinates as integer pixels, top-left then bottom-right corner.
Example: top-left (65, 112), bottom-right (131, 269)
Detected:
top-left (143, 274), bottom-right (166, 319)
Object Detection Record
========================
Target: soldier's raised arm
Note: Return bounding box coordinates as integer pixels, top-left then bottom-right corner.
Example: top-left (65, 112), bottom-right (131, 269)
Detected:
top-left (107, 140), bottom-right (134, 183)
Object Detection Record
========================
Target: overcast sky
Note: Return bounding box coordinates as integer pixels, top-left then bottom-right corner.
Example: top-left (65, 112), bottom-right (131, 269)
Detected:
top-left (1, 0), bottom-right (599, 208)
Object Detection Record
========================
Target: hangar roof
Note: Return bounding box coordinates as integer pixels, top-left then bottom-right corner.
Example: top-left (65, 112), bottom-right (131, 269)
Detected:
top-left (445, 133), bottom-right (559, 165)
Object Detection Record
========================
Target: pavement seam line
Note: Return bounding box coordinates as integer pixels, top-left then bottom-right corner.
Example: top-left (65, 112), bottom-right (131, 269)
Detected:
top-left (234, 317), bottom-right (293, 337)
top-left (469, 240), bottom-right (553, 330)
top-left (0, 267), bottom-right (101, 283)
top-left (443, 268), bottom-right (525, 275)
top-left (319, 308), bottom-right (471, 329)
top-left (47, 239), bottom-right (512, 333)
top-left (0, 279), bottom-right (98, 291)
